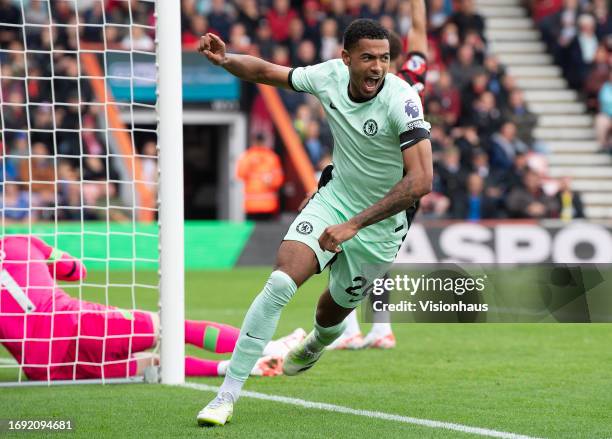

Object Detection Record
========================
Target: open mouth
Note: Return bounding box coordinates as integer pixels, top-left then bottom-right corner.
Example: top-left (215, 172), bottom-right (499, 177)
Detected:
top-left (363, 76), bottom-right (380, 93)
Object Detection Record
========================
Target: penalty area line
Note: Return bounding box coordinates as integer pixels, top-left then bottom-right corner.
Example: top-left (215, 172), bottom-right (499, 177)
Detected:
top-left (181, 382), bottom-right (540, 439)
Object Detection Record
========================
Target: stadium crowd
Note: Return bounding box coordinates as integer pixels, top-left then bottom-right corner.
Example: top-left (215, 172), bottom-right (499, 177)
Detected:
top-left (0, 0), bottom-right (155, 223)
top-left (1, 0), bottom-right (609, 222)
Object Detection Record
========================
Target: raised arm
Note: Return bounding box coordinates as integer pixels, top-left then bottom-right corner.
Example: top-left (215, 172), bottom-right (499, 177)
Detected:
top-left (199, 33), bottom-right (292, 89)
top-left (408, 0), bottom-right (428, 56)
top-left (319, 139), bottom-right (433, 252)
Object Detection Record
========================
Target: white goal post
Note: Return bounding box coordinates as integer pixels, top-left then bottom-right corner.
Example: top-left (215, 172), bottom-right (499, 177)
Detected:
top-left (157, 0), bottom-right (184, 385)
top-left (0, 0), bottom-right (184, 386)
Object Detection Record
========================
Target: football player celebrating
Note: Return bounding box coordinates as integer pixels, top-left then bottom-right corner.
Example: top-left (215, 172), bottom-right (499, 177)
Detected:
top-left (197, 17), bottom-right (432, 426)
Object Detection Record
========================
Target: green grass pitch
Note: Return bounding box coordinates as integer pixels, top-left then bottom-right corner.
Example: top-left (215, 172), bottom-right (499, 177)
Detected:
top-left (1, 268), bottom-right (611, 438)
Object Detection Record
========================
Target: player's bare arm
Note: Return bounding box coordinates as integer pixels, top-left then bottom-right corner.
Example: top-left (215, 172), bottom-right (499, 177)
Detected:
top-left (198, 33), bottom-right (292, 89)
top-left (408, 0), bottom-right (428, 56)
top-left (318, 138), bottom-right (433, 252)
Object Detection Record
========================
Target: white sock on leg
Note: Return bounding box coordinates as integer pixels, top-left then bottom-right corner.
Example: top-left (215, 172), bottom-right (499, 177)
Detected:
top-left (218, 374), bottom-right (244, 403)
top-left (369, 322), bottom-right (392, 337)
top-left (342, 310), bottom-right (361, 337)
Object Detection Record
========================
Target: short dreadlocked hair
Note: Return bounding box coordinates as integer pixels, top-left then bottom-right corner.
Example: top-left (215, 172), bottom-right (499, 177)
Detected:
top-left (343, 19), bottom-right (389, 52)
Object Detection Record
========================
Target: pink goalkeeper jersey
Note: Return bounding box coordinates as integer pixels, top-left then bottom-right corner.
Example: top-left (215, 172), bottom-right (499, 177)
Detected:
top-left (0, 235), bottom-right (87, 380)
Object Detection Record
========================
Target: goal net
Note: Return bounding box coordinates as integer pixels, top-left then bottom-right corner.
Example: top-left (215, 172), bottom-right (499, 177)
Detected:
top-left (0, 0), bottom-right (184, 386)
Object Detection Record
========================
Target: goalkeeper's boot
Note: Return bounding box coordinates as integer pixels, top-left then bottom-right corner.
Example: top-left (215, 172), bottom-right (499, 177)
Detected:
top-left (197, 392), bottom-right (234, 426)
top-left (283, 332), bottom-right (325, 376)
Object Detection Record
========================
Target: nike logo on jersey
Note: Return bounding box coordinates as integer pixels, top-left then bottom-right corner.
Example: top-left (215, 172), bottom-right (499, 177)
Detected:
top-left (246, 332), bottom-right (265, 340)
top-left (329, 101), bottom-right (338, 110)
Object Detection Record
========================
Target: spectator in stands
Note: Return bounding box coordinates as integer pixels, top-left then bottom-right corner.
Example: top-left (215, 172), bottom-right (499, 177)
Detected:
top-left (539, 0), bottom-right (581, 64)
top-left (228, 22), bottom-right (252, 54)
top-left (450, 0), bottom-right (485, 41)
top-left (82, 1), bottom-right (104, 43)
top-left (266, 0), bottom-right (298, 43)
top-left (183, 15), bottom-right (209, 48)
top-left (504, 89), bottom-right (538, 146)
top-left (584, 43), bottom-right (610, 111)
top-left (287, 17), bottom-right (306, 65)
top-left (449, 44), bottom-right (481, 91)
top-left (328, 0), bottom-right (354, 36)
top-left (236, 133), bottom-right (285, 220)
top-left (429, 0), bottom-right (450, 34)
top-left (83, 156), bottom-right (108, 182)
top-left (454, 173), bottom-right (499, 220)
top-left (254, 19), bottom-right (275, 60)
top-left (590, 0), bottom-right (611, 39)
top-left (471, 149), bottom-right (507, 203)
top-left (57, 160), bottom-right (81, 221)
top-left (460, 71), bottom-right (489, 121)
top-left (236, 0), bottom-right (260, 37)
top-left (435, 146), bottom-right (469, 216)
top-left (0, 1), bottom-right (22, 49)
top-left (439, 22), bottom-right (461, 63)
top-left (20, 142), bottom-right (55, 208)
top-left (396, 1), bottom-right (412, 36)
top-left (430, 71), bottom-right (461, 127)
top-left (556, 176), bottom-right (585, 220)
top-left (0, 183), bottom-right (31, 223)
top-left (121, 25), bottom-right (154, 50)
top-left (506, 170), bottom-right (560, 219)
top-left (0, 141), bottom-right (18, 183)
top-left (302, 0), bottom-right (323, 46)
top-left (565, 14), bottom-right (600, 89)
top-left (470, 91), bottom-right (504, 138)
top-left (595, 70), bottom-right (612, 151)
top-left (483, 54), bottom-right (506, 97)
top-left (207, 0), bottom-right (233, 41)
top-left (455, 125), bottom-right (483, 170)
top-left (293, 104), bottom-right (312, 141)
top-left (304, 120), bottom-right (325, 168)
top-left (320, 18), bottom-right (341, 61)
top-left (490, 121), bottom-right (530, 171)
top-left (464, 30), bottom-right (486, 64)
top-left (295, 40), bottom-right (318, 67)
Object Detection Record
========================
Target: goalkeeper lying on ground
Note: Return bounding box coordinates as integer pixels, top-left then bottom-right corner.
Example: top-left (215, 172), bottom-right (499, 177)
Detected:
top-left (0, 235), bottom-right (305, 380)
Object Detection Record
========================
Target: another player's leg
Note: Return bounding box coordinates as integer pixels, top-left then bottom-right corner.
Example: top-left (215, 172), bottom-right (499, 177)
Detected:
top-left (362, 274), bottom-right (396, 349)
top-left (184, 319), bottom-right (306, 356)
top-left (197, 240), bottom-right (318, 426)
top-left (185, 320), bottom-right (239, 353)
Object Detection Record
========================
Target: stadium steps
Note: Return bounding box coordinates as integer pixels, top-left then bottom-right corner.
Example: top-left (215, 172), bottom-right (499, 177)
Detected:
top-left (547, 154), bottom-right (611, 166)
top-left (538, 115), bottom-right (593, 127)
top-left (498, 53), bottom-right (553, 65)
top-left (546, 141), bottom-right (600, 153)
top-left (548, 167), bottom-right (612, 179)
top-left (515, 77), bottom-right (567, 90)
top-left (489, 41), bottom-right (546, 54)
top-left (534, 127), bottom-right (595, 141)
top-left (477, 0), bottom-right (612, 219)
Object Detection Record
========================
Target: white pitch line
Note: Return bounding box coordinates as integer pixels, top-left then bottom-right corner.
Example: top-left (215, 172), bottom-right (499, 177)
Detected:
top-left (0, 358), bottom-right (17, 365)
top-left (182, 382), bottom-right (541, 439)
